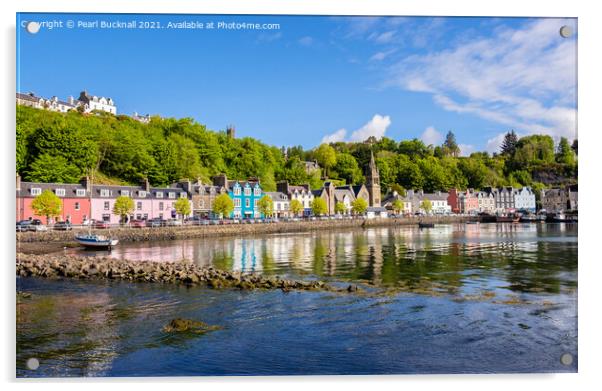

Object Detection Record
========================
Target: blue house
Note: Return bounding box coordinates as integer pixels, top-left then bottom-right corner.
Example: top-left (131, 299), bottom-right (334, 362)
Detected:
top-left (212, 174), bottom-right (263, 219)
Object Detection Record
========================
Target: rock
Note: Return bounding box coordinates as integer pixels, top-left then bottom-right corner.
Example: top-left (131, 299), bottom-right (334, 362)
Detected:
top-left (162, 318), bottom-right (222, 333)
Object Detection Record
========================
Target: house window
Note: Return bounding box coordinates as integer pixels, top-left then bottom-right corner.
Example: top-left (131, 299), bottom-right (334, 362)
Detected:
top-left (76, 189), bottom-right (86, 197)
top-left (246, 199), bottom-right (250, 208)
top-left (137, 202), bottom-right (142, 211)
top-left (55, 189), bottom-right (65, 197)
top-left (235, 199), bottom-right (241, 208)
top-left (244, 187), bottom-right (251, 196)
top-left (75, 202), bottom-right (80, 211)
top-left (121, 190), bottom-right (130, 197)
top-left (234, 186), bottom-right (241, 196)
top-left (168, 192), bottom-right (176, 199)
top-left (31, 188), bottom-right (42, 196)
top-left (104, 201), bottom-right (110, 210)
top-left (139, 191), bottom-right (147, 198)
top-left (180, 192), bottom-right (187, 198)
top-left (100, 189), bottom-right (110, 197)
top-left (156, 192), bottom-right (164, 198)
top-left (159, 202), bottom-right (164, 211)
top-left (254, 188), bottom-right (261, 196)
top-left (102, 214), bottom-right (110, 222)
top-left (254, 199), bottom-right (258, 208)
top-left (143, 213), bottom-right (148, 220)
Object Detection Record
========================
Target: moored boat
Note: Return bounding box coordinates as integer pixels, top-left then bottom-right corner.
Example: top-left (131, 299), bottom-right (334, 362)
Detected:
top-left (496, 213), bottom-right (521, 223)
top-left (418, 222), bottom-right (435, 229)
top-left (75, 234), bottom-right (119, 249)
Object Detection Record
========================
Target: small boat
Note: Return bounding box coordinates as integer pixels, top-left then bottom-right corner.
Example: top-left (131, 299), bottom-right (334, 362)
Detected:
top-left (548, 212), bottom-right (578, 223)
top-left (75, 234), bottom-right (119, 249)
top-left (466, 221), bottom-right (479, 225)
top-left (496, 213), bottom-right (521, 223)
top-left (519, 214), bottom-right (538, 223)
top-left (418, 222), bottom-right (435, 229)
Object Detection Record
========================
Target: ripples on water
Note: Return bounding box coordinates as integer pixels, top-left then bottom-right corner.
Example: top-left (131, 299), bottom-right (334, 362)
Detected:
top-left (17, 223), bottom-right (577, 376)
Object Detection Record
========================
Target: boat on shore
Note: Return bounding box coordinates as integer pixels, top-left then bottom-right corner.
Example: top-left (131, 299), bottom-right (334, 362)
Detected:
top-left (75, 234), bottom-right (119, 250)
top-left (547, 212), bottom-right (578, 223)
top-left (496, 213), bottom-right (521, 223)
top-left (418, 222), bottom-right (435, 229)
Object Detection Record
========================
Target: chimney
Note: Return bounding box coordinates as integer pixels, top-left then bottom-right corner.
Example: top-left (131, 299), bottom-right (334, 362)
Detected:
top-left (212, 174), bottom-right (228, 188)
top-left (407, 189), bottom-right (414, 198)
top-left (277, 181), bottom-right (290, 195)
top-left (16, 173), bottom-right (21, 191)
top-left (80, 176), bottom-right (91, 192)
top-left (141, 178), bottom-right (150, 192)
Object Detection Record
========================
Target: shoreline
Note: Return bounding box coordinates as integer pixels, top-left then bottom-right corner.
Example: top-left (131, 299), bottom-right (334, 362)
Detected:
top-left (16, 215), bottom-right (474, 248)
top-left (16, 253), bottom-right (357, 293)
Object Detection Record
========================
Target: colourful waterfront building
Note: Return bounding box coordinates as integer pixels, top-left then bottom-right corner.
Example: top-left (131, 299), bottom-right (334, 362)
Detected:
top-left (16, 175), bottom-right (91, 224)
top-left (212, 174), bottom-right (263, 219)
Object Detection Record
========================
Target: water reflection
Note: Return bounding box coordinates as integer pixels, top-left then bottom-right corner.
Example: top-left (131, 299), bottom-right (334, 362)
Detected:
top-left (67, 223), bottom-right (577, 296)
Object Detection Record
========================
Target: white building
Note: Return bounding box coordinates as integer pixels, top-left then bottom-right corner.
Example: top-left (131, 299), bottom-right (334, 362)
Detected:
top-left (266, 191), bottom-right (290, 218)
top-left (276, 182), bottom-right (314, 216)
top-left (75, 90), bottom-right (117, 114)
top-left (476, 191), bottom-right (496, 214)
top-left (513, 187), bottom-right (536, 212)
top-left (406, 190), bottom-right (452, 215)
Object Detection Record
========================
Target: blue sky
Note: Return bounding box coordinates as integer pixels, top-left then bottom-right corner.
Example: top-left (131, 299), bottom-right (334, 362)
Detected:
top-left (17, 13), bottom-right (577, 153)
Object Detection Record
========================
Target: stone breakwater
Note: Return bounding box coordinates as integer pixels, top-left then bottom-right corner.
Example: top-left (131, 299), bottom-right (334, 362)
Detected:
top-left (16, 215), bottom-right (472, 244)
top-left (16, 253), bottom-right (358, 293)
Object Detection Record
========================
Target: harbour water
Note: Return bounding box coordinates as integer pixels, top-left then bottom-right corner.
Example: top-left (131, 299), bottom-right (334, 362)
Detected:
top-left (16, 223), bottom-right (578, 376)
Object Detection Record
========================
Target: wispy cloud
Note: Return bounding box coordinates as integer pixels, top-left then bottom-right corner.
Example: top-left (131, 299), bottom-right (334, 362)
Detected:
top-left (322, 114), bottom-right (392, 144)
top-left (388, 19), bottom-right (577, 148)
top-left (420, 126), bottom-right (443, 146)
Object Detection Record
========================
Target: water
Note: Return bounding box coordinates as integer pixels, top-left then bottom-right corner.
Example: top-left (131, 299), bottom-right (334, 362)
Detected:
top-left (16, 223), bottom-right (578, 377)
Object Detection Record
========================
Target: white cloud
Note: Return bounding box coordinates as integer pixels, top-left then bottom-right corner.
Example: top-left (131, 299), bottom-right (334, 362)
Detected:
top-left (458, 144), bottom-right (476, 157)
top-left (485, 133), bottom-right (509, 154)
top-left (390, 18), bottom-right (577, 141)
top-left (350, 114), bottom-right (391, 142)
top-left (298, 36), bottom-right (313, 46)
top-left (322, 114), bottom-right (391, 144)
top-left (420, 126), bottom-right (443, 146)
top-left (370, 49), bottom-right (397, 62)
top-left (321, 128), bottom-right (347, 144)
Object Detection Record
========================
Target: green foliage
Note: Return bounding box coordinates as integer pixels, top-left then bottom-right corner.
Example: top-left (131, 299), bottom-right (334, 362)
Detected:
top-left (290, 199), bottom-right (303, 216)
top-left (113, 196), bottom-right (135, 222)
top-left (31, 189), bottom-right (62, 224)
top-left (27, 154), bottom-right (81, 183)
top-left (501, 130), bottom-right (519, 156)
top-left (311, 197), bottom-right (328, 216)
top-left (333, 153), bottom-right (363, 184)
top-left (443, 131), bottom-right (460, 157)
top-left (212, 193), bottom-right (234, 218)
top-left (392, 199), bottom-right (404, 213)
top-left (351, 198), bottom-right (368, 215)
top-left (174, 197), bottom-right (191, 219)
top-left (556, 137), bottom-right (576, 167)
top-left (390, 184), bottom-right (406, 196)
top-left (335, 201), bottom-right (347, 214)
top-left (314, 144), bottom-right (337, 177)
top-left (420, 198), bottom-right (432, 212)
top-left (258, 195), bottom-right (274, 217)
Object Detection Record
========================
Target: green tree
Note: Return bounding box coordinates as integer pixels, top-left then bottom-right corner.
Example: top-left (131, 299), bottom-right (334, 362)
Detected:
top-left (443, 131), bottom-right (460, 157)
top-left (351, 198), bottom-right (368, 215)
top-left (556, 137), bottom-right (576, 167)
top-left (335, 201), bottom-right (347, 215)
top-left (311, 197), bottom-right (328, 216)
top-left (501, 130), bottom-right (519, 155)
top-left (333, 153), bottom-right (363, 184)
top-left (113, 196), bottom-right (135, 224)
top-left (258, 195), bottom-right (274, 218)
top-left (174, 197), bottom-right (191, 221)
top-left (31, 189), bottom-right (62, 224)
top-left (390, 184), bottom-right (406, 196)
top-left (420, 198), bottom-right (432, 213)
top-left (392, 199), bottom-right (404, 214)
top-left (26, 154), bottom-right (81, 183)
top-left (314, 143), bottom-right (337, 177)
top-left (212, 193), bottom-right (234, 219)
top-left (290, 199), bottom-right (303, 216)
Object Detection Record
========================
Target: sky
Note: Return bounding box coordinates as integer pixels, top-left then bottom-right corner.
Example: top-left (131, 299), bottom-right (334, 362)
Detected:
top-left (16, 13), bottom-right (577, 154)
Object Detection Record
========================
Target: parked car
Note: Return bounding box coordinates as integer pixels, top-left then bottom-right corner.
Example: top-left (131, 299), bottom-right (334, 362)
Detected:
top-left (93, 220), bottom-right (110, 229)
top-left (167, 219), bottom-right (183, 226)
top-left (28, 219), bottom-right (48, 232)
top-left (16, 220), bottom-right (31, 232)
top-left (53, 221), bottom-right (72, 231)
top-left (146, 218), bottom-right (165, 228)
top-left (130, 219), bottom-right (146, 228)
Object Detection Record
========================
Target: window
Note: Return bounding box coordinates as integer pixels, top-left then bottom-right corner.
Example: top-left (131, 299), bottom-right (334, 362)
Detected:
top-left (121, 190), bottom-right (130, 197)
top-left (180, 192), bottom-right (187, 198)
top-left (75, 202), bottom-right (80, 210)
top-left (168, 192), bottom-right (176, 199)
top-left (235, 199), bottom-right (241, 208)
top-left (245, 199), bottom-right (250, 208)
top-left (100, 189), bottom-right (110, 197)
top-left (156, 192), bottom-right (163, 198)
top-left (139, 191), bottom-right (147, 198)
top-left (143, 213), bottom-right (148, 220)
top-left (102, 214), bottom-right (111, 222)
top-left (244, 187), bottom-right (251, 196)
top-left (104, 201), bottom-right (110, 210)
top-left (277, 203), bottom-right (282, 211)
top-left (31, 188), bottom-right (41, 196)
top-left (159, 213), bottom-right (163, 219)
top-left (76, 189), bottom-right (86, 197)
top-left (234, 186), bottom-right (241, 196)
top-left (254, 199), bottom-right (258, 208)
top-left (254, 188), bottom-right (261, 196)
top-left (159, 202), bottom-right (164, 211)
top-left (137, 202), bottom-right (142, 211)
top-left (55, 189), bottom-right (65, 197)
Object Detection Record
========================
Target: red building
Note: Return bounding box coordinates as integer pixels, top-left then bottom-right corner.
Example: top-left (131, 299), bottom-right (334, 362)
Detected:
top-left (16, 175), bottom-right (91, 224)
top-left (447, 188), bottom-right (480, 214)
top-left (447, 188), bottom-right (462, 214)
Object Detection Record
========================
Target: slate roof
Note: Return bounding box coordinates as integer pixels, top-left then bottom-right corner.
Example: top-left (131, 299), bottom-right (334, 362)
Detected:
top-left (17, 181), bottom-right (88, 198)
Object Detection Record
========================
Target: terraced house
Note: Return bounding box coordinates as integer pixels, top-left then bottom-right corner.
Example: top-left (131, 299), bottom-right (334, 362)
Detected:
top-left (213, 174), bottom-right (263, 219)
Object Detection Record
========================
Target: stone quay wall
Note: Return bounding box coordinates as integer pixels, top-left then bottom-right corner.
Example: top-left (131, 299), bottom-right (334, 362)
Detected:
top-left (16, 215), bottom-right (473, 244)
